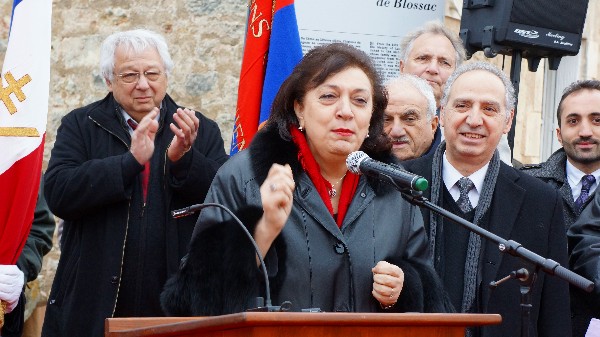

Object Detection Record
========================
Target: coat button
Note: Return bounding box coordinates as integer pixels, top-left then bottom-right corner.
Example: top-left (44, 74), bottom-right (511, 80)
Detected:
top-left (334, 242), bottom-right (345, 254)
top-left (111, 276), bottom-right (119, 284)
top-left (360, 192), bottom-right (366, 198)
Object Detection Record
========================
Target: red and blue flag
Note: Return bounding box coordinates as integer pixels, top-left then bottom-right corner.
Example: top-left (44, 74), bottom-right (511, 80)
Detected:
top-left (231, 0), bottom-right (303, 154)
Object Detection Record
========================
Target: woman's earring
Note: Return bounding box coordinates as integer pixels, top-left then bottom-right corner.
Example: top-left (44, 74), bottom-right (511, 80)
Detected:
top-left (366, 133), bottom-right (370, 138)
top-left (298, 125), bottom-right (304, 132)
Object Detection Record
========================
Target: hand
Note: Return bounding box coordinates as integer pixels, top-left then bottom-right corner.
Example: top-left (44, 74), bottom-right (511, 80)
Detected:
top-left (372, 261), bottom-right (404, 309)
top-left (254, 164), bottom-right (295, 258)
top-left (168, 108), bottom-right (199, 162)
top-left (0, 265), bottom-right (24, 313)
top-left (130, 108), bottom-right (159, 165)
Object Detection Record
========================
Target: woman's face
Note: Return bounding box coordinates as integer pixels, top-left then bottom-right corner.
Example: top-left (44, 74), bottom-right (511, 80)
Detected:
top-left (294, 67), bottom-right (373, 164)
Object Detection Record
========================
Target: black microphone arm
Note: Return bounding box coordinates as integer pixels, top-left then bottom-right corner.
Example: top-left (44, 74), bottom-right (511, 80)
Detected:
top-left (401, 191), bottom-right (594, 293)
top-left (172, 203), bottom-right (290, 312)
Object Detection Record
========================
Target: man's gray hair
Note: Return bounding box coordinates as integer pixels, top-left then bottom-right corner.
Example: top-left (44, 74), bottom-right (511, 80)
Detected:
top-left (385, 74), bottom-right (437, 121)
top-left (100, 29), bottom-right (174, 82)
top-left (440, 61), bottom-right (516, 119)
top-left (399, 20), bottom-right (467, 67)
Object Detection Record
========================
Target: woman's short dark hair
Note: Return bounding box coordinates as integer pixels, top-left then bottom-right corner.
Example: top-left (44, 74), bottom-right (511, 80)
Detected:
top-left (266, 43), bottom-right (390, 154)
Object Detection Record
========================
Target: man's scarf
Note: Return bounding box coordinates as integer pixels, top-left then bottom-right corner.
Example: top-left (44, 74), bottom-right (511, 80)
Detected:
top-left (429, 141), bottom-right (501, 316)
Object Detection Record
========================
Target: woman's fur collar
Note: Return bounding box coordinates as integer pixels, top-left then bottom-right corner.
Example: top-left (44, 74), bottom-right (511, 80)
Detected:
top-left (247, 124), bottom-right (400, 194)
top-left (248, 125), bottom-right (304, 183)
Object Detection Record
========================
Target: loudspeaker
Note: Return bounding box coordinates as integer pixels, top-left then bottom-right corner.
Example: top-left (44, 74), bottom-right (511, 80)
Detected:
top-left (459, 0), bottom-right (589, 70)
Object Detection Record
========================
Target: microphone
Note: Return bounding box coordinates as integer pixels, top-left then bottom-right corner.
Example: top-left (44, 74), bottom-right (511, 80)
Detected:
top-left (171, 203), bottom-right (291, 312)
top-left (346, 151), bottom-right (428, 191)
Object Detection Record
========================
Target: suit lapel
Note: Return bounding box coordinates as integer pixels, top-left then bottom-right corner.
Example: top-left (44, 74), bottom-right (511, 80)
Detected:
top-left (559, 180), bottom-right (579, 218)
top-left (295, 174), bottom-right (376, 241)
top-left (401, 155), bottom-right (434, 233)
top-left (294, 173), bottom-right (346, 242)
top-left (340, 178), bottom-right (374, 230)
top-left (481, 165), bottom-right (526, 309)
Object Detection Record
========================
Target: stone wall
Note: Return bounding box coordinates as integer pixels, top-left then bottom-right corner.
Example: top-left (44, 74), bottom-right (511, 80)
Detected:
top-left (1, 0), bottom-right (247, 167)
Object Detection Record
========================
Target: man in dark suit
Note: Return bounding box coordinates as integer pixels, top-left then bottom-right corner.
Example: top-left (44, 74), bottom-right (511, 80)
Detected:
top-left (522, 80), bottom-right (600, 231)
top-left (403, 61), bottom-right (571, 337)
top-left (42, 29), bottom-right (228, 337)
top-left (521, 80), bottom-right (600, 337)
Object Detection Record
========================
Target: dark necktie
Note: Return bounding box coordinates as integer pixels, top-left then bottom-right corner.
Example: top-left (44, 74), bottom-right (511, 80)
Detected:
top-left (457, 177), bottom-right (475, 213)
top-left (574, 174), bottom-right (595, 211)
top-left (127, 119), bottom-right (150, 203)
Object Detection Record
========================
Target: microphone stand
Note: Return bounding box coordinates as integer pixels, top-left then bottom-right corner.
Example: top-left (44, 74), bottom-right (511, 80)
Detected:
top-left (172, 203), bottom-right (291, 312)
top-left (399, 189), bottom-right (594, 337)
top-left (489, 267), bottom-right (535, 337)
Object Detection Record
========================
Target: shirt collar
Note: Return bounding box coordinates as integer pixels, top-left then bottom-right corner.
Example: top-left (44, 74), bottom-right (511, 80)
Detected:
top-left (442, 152), bottom-right (490, 206)
top-left (566, 160), bottom-right (600, 198)
top-left (120, 104), bottom-right (162, 134)
top-left (443, 153), bottom-right (489, 191)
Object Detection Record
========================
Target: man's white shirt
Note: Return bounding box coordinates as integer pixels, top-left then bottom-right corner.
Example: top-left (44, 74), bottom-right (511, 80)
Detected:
top-left (443, 152), bottom-right (490, 209)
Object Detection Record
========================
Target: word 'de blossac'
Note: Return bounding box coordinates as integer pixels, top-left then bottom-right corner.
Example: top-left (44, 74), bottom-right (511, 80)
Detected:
top-left (375, 0), bottom-right (438, 11)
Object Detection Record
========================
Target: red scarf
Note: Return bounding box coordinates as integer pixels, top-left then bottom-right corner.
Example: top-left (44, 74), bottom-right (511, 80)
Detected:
top-left (290, 127), bottom-right (359, 228)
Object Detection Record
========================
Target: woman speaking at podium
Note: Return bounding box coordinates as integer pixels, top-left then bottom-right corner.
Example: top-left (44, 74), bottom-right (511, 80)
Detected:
top-left (161, 43), bottom-right (451, 315)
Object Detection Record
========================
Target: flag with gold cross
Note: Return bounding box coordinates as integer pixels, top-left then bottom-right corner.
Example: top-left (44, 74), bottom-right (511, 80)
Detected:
top-left (0, 0), bottom-right (52, 266)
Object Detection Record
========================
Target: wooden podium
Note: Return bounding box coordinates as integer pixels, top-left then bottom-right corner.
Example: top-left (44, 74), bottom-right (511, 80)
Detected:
top-left (105, 312), bottom-right (501, 337)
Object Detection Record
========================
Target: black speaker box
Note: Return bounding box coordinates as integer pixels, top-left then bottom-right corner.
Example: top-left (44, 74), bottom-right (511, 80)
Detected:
top-left (459, 0), bottom-right (589, 70)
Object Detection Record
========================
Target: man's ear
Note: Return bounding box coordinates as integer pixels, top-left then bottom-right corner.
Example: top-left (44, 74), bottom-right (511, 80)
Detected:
top-left (439, 107), bottom-right (446, 128)
top-left (106, 78), bottom-right (114, 92)
top-left (430, 115), bottom-right (439, 134)
top-left (503, 109), bottom-right (515, 134)
top-left (556, 127), bottom-right (564, 146)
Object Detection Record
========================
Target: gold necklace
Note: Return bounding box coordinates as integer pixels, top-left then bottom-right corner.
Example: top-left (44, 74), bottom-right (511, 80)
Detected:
top-left (326, 172), bottom-right (347, 198)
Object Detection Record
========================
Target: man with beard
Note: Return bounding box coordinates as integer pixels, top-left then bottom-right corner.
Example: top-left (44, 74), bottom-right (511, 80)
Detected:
top-left (384, 74), bottom-right (438, 160)
top-left (522, 79), bottom-right (600, 337)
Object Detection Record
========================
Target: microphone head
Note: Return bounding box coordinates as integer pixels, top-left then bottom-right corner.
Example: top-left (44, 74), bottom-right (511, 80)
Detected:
top-left (346, 151), bottom-right (369, 174)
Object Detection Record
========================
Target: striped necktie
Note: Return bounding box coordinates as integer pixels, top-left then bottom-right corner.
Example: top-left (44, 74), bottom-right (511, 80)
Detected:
top-left (575, 174), bottom-right (595, 211)
top-left (457, 177), bottom-right (475, 213)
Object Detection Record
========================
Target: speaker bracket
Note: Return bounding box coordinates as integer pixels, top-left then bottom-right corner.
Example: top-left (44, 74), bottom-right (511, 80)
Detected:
top-left (459, 28), bottom-right (477, 59)
top-left (482, 26), bottom-right (498, 58)
top-left (464, 0), bottom-right (495, 9)
top-left (527, 57), bottom-right (541, 72)
top-left (548, 57), bottom-right (562, 71)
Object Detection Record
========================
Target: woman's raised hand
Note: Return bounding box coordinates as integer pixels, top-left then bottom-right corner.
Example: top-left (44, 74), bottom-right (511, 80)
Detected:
top-left (254, 164), bottom-right (295, 259)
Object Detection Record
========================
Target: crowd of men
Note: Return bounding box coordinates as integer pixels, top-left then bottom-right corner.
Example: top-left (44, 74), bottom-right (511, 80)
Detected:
top-left (387, 21), bottom-right (600, 337)
top-left (1, 19), bottom-right (600, 337)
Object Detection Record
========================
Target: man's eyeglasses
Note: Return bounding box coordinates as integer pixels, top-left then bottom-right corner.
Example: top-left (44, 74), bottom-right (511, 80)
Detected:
top-left (115, 71), bottom-right (162, 84)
